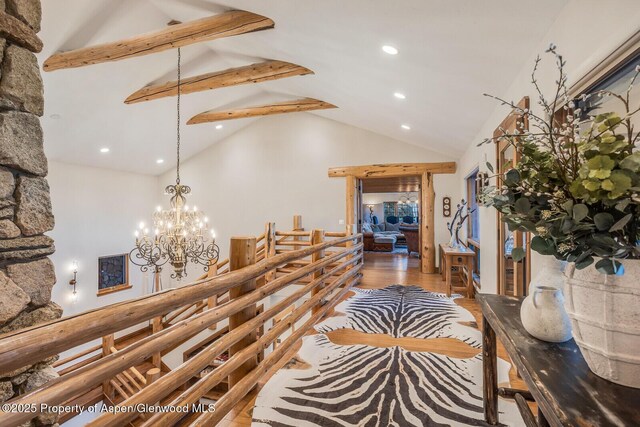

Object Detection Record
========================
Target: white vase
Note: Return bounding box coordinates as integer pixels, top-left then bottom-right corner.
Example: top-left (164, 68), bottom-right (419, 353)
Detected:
top-left (563, 259), bottom-right (640, 388)
top-left (528, 256), bottom-right (566, 294)
top-left (520, 286), bottom-right (572, 343)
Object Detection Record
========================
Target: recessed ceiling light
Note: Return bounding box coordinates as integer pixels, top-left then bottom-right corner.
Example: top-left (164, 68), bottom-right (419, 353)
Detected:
top-left (215, 124), bottom-right (223, 130)
top-left (382, 45), bottom-right (398, 55)
top-left (156, 159), bottom-right (164, 164)
top-left (394, 92), bottom-right (406, 99)
top-left (401, 124), bottom-right (411, 130)
top-left (49, 113), bottom-right (61, 120)
top-left (100, 147), bottom-right (110, 153)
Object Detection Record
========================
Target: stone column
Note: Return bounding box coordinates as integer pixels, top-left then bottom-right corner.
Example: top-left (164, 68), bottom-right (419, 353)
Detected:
top-left (0, 1), bottom-right (62, 425)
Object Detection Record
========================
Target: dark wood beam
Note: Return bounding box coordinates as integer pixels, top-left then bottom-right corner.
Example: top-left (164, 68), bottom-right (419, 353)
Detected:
top-left (125, 60), bottom-right (313, 104)
top-left (43, 10), bottom-right (274, 72)
top-left (187, 98), bottom-right (336, 125)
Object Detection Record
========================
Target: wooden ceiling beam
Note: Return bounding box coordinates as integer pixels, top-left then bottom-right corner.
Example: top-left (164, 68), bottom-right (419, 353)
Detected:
top-left (187, 98), bottom-right (336, 125)
top-left (328, 162), bottom-right (457, 178)
top-left (125, 60), bottom-right (313, 104)
top-left (43, 10), bottom-right (274, 72)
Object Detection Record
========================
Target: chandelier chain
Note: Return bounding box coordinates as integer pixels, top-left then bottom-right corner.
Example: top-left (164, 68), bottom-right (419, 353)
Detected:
top-left (176, 47), bottom-right (181, 185)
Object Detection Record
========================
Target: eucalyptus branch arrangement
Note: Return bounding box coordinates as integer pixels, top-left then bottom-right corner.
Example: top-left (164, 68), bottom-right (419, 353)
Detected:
top-left (480, 45), bottom-right (640, 274)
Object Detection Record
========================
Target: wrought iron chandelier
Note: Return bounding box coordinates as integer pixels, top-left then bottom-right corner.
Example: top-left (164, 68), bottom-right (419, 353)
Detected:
top-left (130, 48), bottom-right (219, 280)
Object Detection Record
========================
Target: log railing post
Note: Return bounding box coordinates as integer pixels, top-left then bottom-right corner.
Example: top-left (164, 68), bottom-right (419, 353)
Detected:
top-left (228, 236), bottom-right (257, 388)
top-left (102, 334), bottom-right (115, 402)
top-left (207, 262), bottom-right (218, 330)
top-left (151, 316), bottom-right (162, 368)
top-left (264, 222), bottom-right (276, 284)
top-left (145, 367), bottom-right (161, 386)
top-left (311, 229), bottom-right (325, 314)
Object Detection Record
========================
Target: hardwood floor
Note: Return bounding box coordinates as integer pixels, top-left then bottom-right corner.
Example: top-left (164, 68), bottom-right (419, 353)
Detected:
top-left (223, 252), bottom-right (527, 426)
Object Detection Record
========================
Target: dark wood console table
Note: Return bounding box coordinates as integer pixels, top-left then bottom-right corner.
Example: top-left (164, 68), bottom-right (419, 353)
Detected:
top-left (478, 294), bottom-right (640, 427)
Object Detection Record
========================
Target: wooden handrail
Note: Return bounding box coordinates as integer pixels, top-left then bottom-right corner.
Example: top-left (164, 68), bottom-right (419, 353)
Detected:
top-left (52, 343), bottom-right (101, 368)
top-left (0, 241), bottom-right (362, 427)
top-left (0, 233), bottom-right (360, 374)
top-left (90, 257), bottom-right (362, 426)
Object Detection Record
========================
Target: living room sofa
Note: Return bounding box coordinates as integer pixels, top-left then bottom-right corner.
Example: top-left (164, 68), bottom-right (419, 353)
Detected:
top-left (363, 222), bottom-right (416, 252)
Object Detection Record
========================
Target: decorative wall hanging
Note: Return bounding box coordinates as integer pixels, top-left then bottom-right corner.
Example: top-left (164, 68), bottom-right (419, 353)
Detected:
top-left (443, 196), bottom-right (451, 217)
top-left (97, 254), bottom-right (130, 296)
top-left (475, 172), bottom-right (489, 206)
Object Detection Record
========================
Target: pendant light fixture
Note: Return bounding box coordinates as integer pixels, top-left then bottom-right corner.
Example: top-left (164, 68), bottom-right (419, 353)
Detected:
top-left (130, 48), bottom-right (219, 280)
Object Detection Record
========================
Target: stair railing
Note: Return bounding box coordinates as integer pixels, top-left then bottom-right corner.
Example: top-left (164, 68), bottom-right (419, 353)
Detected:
top-left (0, 215), bottom-right (362, 427)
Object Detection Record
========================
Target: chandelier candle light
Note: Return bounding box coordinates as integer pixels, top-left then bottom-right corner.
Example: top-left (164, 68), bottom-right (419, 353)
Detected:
top-left (130, 48), bottom-right (219, 281)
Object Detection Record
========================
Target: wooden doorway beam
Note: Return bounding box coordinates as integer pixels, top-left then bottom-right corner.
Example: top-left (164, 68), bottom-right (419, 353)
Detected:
top-left (421, 172), bottom-right (436, 274)
top-left (187, 98), bottom-right (336, 125)
top-left (43, 10), bottom-right (274, 72)
top-left (125, 60), bottom-right (313, 104)
top-left (328, 162), bottom-right (456, 178)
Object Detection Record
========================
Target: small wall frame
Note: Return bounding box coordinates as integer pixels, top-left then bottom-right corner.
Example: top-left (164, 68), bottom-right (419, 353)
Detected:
top-left (97, 253), bottom-right (131, 296)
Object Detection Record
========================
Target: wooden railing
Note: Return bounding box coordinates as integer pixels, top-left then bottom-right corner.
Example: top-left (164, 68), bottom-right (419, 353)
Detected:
top-left (0, 215), bottom-right (362, 426)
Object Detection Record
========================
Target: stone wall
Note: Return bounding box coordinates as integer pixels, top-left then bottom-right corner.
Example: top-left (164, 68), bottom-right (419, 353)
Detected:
top-left (0, 1), bottom-right (62, 425)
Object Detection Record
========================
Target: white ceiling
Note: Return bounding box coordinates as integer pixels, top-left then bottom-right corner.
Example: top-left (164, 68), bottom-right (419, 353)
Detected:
top-left (38, 0), bottom-right (568, 175)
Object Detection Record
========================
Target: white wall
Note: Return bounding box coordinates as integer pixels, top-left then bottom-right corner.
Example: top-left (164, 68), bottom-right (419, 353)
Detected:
top-left (457, 0), bottom-right (640, 293)
top-left (48, 161), bottom-right (159, 316)
top-left (158, 113), bottom-right (460, 279)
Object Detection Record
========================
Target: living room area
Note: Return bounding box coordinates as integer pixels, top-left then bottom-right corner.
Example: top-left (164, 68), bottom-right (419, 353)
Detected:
top-left (361, 177), bottom-right (420, 257)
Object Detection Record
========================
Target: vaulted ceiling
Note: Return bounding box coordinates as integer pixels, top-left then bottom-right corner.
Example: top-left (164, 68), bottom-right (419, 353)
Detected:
top-left (38, 0), bottom-right (568, 175)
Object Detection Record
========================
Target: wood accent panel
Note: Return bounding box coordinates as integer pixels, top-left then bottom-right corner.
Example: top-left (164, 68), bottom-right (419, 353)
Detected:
top-left (228, 236), bottom-right (258, 389)
top-left (421, 172), bottom-right (436, 274)
top-left (43, 11), bottom-right (274, 71)
top-left (329, 162), bottom-right (456, 178)
top-left (0, 10), bottom-right (43, 53)
top-left (187, 98), bottom-right (336, 124)
top-left (125, 60), bottom-right (313, 104)
top-left (361, 176), bottom-right (421, 193)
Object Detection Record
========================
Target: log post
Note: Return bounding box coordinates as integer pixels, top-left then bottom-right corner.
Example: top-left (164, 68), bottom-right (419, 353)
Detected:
top-left (152, 316), bottom-right (162, 368)
top-left (311, 229), bottom-right (325, 314)
top-left (264, 222), bottom-right (276, 283)
top-left (207, 263), bottom-right (218, 330)
top-left (421, 172), bottom-right (436, 273)
top-left (345, 175), bottom-right (357, 234)
top-left (102, 334), bottom-right (115, 402)
top-left (145, 368), bottom-right (161, 386)
top-left (228, 236), bottom-right (258, 388)
top-left (292, 215), bottom-right (303, 232)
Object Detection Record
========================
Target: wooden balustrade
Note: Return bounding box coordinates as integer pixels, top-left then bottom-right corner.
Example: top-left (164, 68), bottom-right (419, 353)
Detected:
top-left (0, 215), bottom-right (363, 427)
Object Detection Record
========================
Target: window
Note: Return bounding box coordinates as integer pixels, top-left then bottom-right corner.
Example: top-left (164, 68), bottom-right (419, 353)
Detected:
top-left (466, 168), bottom-right (481, 283)
top-left (383, 202), bottom-right (397, 221)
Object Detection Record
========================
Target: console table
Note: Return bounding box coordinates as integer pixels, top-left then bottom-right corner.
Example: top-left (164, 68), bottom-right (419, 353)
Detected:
top-left (478, 294), bottom-right (640, 427)
top-left (439, 243), bottom-right (475, 298)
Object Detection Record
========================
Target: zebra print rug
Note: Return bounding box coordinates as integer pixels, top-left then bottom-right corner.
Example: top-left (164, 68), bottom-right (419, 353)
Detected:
top-left (252, 335), bottom-right (520, 426)
top-left (252, 286), bottom-right (521, 426)
top-left (315, 285), bottom-right (482, 348)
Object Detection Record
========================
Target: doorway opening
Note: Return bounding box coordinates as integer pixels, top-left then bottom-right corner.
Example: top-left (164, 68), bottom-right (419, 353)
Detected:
top-left (359, 176), bottom-right (422, 273)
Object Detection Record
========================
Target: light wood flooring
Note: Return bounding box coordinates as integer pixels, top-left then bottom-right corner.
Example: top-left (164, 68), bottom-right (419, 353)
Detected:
top-left (222, 252), bottom-right (527, 426)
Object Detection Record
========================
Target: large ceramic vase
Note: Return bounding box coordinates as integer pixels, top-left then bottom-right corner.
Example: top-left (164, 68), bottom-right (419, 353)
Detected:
top-left (563, 259), bottom-right (640, 388)
top-left (521, 286), bottom-right (572, 343)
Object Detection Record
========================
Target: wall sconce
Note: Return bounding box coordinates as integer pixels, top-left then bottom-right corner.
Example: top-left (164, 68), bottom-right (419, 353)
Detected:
top-left (69, 260), bottom-right (78, 303)
top-left (366, 204), bottom-right (374, 222)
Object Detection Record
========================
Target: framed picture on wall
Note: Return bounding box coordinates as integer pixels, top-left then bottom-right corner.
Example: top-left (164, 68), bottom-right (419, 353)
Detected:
top-left (97, 253), bottom-right (131, 296)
